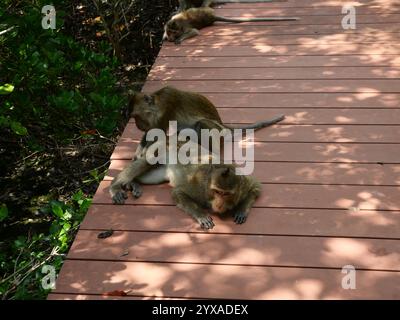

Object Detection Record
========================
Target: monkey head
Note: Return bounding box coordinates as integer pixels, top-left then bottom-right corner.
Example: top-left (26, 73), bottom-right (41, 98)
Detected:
top-left (209, 165), bottom-right (240, 214)
top-left (164, 20), bottom-right (184, 42)
top-left (129, 93), bottom-right (160, 132)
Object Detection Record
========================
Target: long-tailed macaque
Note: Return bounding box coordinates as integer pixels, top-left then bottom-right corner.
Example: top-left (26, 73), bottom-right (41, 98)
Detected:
top-left (110, 86), bottom-right (283, 204)
top-left (178, 0), bottom-right (213, 12)
top-left (164, 7), bottom-right (299, 44)
top-left (134, 140), bottom-right (261, 229)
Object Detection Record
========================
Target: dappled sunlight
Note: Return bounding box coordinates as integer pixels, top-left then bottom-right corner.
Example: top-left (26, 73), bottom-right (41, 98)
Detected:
top-left (294, 279), bottom-right (324, 300)
top-left (322, 238), bottom-right (400, 270)
top-left (346, 209), bottom-right (398, 229)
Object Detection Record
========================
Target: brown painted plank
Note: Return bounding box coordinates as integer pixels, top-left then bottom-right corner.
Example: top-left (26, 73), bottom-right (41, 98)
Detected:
top-left (128, 108), bottom-right (400, 125)
top-left (123, 122), bottom-right (400, 143)
top-left (219, 108), bottom-right (400, 124)
top-left (215, 0), bottom-right (399, 8)
top-left (47, 293), bottom-right (189, 300)
top-left (200, 93), bottom-right (400, 108)
top-left (199, 24), bottom-right (400, 36)
top-left (179, 14), bottom-right (400, 26)
top-left (170, 33), bottom-right (400, 46)
top-left (111, 140), bottom-right (400, 163)
top-left (149, 66), bottom-right (400, 80)
top-left (214, 7), bottom-right (400, 16)
top-left (68, 230), bottom-right (400, 271)
top-left (153, 55), bottom-right (400, 68)
top-left (81, 205), bottom-right (400, 239)
top-left (143, 80), bottom-right (400, 93)
top-left (106, 160), bottom-right (400, 186)
top-left (93, 180), bottom-right (400, 211)
top-left (47, 294), bottom-right (144, 300)
top-left (52, 260), bottom-right (400, 299)
top-left (159, 45), bottom-right (400, 57)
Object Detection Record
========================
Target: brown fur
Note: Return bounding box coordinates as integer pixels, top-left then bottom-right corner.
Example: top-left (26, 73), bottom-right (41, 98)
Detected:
top-left (164, 7), bottom-right (299, 44)
top-left (110, 86), bottom-right (282, 205)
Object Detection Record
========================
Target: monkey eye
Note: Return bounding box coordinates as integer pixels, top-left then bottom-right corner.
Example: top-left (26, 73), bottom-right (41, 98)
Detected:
top-left (143, 95), bottom-right (154, 105)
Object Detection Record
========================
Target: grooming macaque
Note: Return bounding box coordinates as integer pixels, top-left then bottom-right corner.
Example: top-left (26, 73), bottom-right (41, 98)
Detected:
top-left (110, 86), bottom-right (283, 204)
top-left (178, 0), bottom-right (213, 12)
top-left (164, 7), bottom-right (299, 44)
top-left (134, 142), bottom-right (261, 229)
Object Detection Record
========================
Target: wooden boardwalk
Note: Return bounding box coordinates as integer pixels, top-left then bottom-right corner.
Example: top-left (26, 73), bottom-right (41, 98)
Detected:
top-left (49, 0), bottom-right (400, 299)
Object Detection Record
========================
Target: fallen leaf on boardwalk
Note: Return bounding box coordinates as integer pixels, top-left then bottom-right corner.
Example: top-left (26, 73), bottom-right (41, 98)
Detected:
top-left (121, 250), bottom-right (129, 257)
top-left (97, 229), bottom-right (114, 239)
top-left (102, 290), bottom-right (128, 297)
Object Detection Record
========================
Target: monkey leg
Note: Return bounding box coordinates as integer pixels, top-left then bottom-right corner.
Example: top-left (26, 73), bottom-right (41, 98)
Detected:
top-left (175, 28), bottom-right (200, 44)
top-left (110, 158), bottom-right (151, 204)
top-left (172, 189), bottom-right (215, 229)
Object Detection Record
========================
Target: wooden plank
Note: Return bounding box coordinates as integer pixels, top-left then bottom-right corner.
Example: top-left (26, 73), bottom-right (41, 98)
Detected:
top-left (214, 7), bottom-right (400, 16)
top-left (201, 14), bottom-right (400, 26)
top-left (122, 122), bottom-right (400, 143)
top-left (169, 33), bottom-right (400, 46)
top-left (143, 80), bottom-right (400, 93)
top-left (47, 294), bottom-right (142, 300)
top-left (127, 107), bottom-right (400, 125)
top-left (159, 44), bottom-right (400, 57)
top-left (205, 14), bottom-right (400, 26)
top-left (106, 160), bottom-right (400, 186)
top-left (93, 180), bottom-right (400, 211)
top-left (52, 260), bottom-right (400, 299)
top-left (47, 293), bottom-right (186, 300)
top-left (200, 93), bottom-right (400, 108)
top-left (111, 140), bottom-right (400, 163)
top-left (149, 66), bottom-right (400, 80)
top-left (69, 230), bottom-right (400, 271)
top-left (199, 24), bottom-right (400, 36)
top-left (81, 205), bottom-right (400, 239)
top-left (153, 55), bottom-right (400, 68)
top-left (215, 0), bottom-right (400, 8)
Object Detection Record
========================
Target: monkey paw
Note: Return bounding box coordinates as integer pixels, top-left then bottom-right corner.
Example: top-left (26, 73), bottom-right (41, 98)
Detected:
top-left (198, 216), bottom-right (215, 230)
top-left (112, 191), bottom-right (128, 205)
top-left (174, 39), bottom-right (182, 45)
top-left (233, 212), bottom-right (247, 224)
top-left (130, 181), bottom-right (143, 199)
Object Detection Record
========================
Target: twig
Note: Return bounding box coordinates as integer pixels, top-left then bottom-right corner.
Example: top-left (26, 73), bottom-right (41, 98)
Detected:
top-left (0, 26), bottom-right (14, 36)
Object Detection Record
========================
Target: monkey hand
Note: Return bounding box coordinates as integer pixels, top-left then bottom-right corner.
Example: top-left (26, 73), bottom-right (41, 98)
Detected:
top-left (112, 190), bottom-right (128, 205)
top-left (233, 211), bottom-right (247, 224)
top-left (174, 39), bottom-right (182, 45)
top-left (197, 215), bottom-right (215, 230)
top-left (130, 181), bottom-right (143, 199)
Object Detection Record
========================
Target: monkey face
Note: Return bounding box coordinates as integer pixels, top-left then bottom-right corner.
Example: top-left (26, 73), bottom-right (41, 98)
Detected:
top-left (165, 21), bottom-right (183, 42)
top-left (129, 93), bottom-right (157, 131)
top-left (209, 166), bottom-right (239, 213)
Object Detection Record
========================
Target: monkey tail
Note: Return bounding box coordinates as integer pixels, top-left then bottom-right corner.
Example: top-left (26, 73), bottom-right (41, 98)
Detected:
top-left (227, 114), bottom-right (285, 131)
top-left (214, 16), bottom-right (299, 23)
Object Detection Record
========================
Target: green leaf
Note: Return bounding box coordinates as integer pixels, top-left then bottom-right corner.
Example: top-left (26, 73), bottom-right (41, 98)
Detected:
top-left (0, 204), bottom-right (8, 221)
top-left (0, 83), bottom-right (14, 95)
top-left (10, 121), bottom-right (28, 136)
top-left (51, 203), bottom-right (64, 218)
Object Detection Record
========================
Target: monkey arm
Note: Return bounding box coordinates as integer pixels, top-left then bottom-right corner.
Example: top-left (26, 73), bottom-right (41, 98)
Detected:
top-left (175, 28), bottom-right (200, 44)
top-left (232, 181), bottom-right (261, 224)
top-left (110, 158), bottom-right (151, 204)
top-left (172, 188), bottom-right (215, 229)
